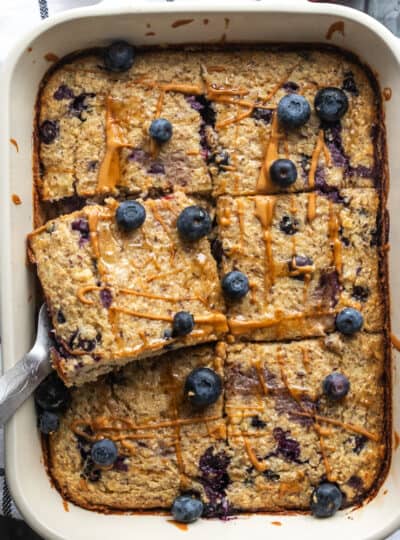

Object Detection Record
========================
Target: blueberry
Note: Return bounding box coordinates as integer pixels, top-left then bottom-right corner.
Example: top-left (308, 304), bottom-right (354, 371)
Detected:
top-left (221, 270), bottom-right (249, 300)
top-left (172, 311), bottom-right (194, 337)
top-left (177, 206), bottom-right (212, 241)
top-left (311, 483), bottom-right (343, 518)
top-left (292, 255), bottom-right (313, 267)
top-left (91, 439), bottom-right (118, 467)
top-left (289, 255), bottom-right (313, 280)
top-left (252, 108), bottom-right (273, 124)
top-left (171, 495), bottom-right (203, 523)
top-left (103, 41), bottom-right (135, 72)
top-left (251, 415), bottom-right (266, 429)
top-left (270, 159), bottom-right (297, 187)
top-left (277, 94), bottom-right (311, 129)
top-left (335, 307), bottom-right (363, 335)
top-left (352, 285), bottom-right (370, 303)
top-left (322, 373), bottom-right (350, 400)
top-left (35, 373), bottom-right (71, 412)
top-left (39, 120), bottom-right (59, 144)
top-left (116, 201), bottom-right (146, 231)
top-left (39, 411), bottom-right (59, 434)
top-left (149, 118), bottom-right (173, 144)
top-left (184, 367), bottom-right (222, 407)
top-left (314, 87), bottom-right (349, 123)
top-left (342, 71), bottom-right (359, 97)
top-left (279, 215), bottom-right (299, 235)
top-left (213, 150), bottom-right (230, 168)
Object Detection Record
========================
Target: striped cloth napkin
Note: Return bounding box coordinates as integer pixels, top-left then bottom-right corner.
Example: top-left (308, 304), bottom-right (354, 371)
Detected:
top-left (0, 2), bottom-right (400, 537)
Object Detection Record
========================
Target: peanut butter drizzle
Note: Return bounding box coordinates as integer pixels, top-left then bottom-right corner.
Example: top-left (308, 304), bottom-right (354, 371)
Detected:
top-left (147, 199), bottom-right (171, 236)
top-left (11, 194), bottom-right (22, 205)
top-left (394, 432), bottom-right (400, 450)
top-left (78, 285), bottom-right (207, 306)
top-left (228, 308), bottom-right (334, 335)
top-left (226, 404), bottom-right (264, 411)
top-left (283, 139), bottom-right (290, 159)
top-left (217, 107), bottom-right (254, 129)
top-left (113, 306), bottom-right (227, 330)
top-left (288, 256), bottom-right (315, 279)
top-left (208, 63), bottom-right (297, 130)
top-left (219, 199), bottom-right (231, 226)
top-left (207, 83), bottom-right (249, 97)
top-left (290, 195), bottom-right (297, 215)
top-left (98, 97), bottom-right (130, 194)
top-left (168, 520), bottom-right (188, 531)
top-left (303, 272), bottom-right (311, 304)
top-left (72, 413), bottom-right (224, 482)
top-left (243, 437), bottom-right (267, 472)
top-left (155, 90), bottom-right (165, 117)
top-left (391, 333), bottom-right (400, 351)
top-left (276, 348), bottom-right (307, 402)
top-left (301, 348), bottom-right (311, 374)
top-left (146, 270), bottom-right (176, 283)
top-left (10, 138), bottom-right (19, 152)
top-left (88, 209), bottom-right (101, 258)
top-left (294, 412), bottom-right (379, 441)
top-left (325, 20), bottom-right (345, 40)
top-left (255, 196), bottom-right (276, 290)
top-left (171, 19), bottom-right (194, 28)
top-left (253, 359), bottom-right (268, 395)
top-left (136, 80), bottom-right (203, 96)
top-left (72, 414), bottom-right (221, 439)
top-left (307, 192), bottom-right (316, 223)
top-left (256, 113), bottom-right (284, 194)
top-left (383, 87), bottom-right (392, 101)
top-left (328, 201), bottom-right (342, 278)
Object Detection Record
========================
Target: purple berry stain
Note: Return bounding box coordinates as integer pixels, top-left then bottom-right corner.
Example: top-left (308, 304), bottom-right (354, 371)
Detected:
top-left (147, 161), bottom-right (165, 175)
top-left (53, 85), bottom-right (74, 100)
top-left (100, 288), bottom-right (113, 309)
top-left (128, 148), bottom-right (149, 163)
top-left (71, 218), bottom-right (90, 246)
top-left (186, 95), bottom-right (215, 162)
top-left (69, 92), bottom-right (95, 119)
top-left (269, 427), bottom-right (302, 463)
top-left (198, 446), bottom-right (231, 519)
top-left (318, 271), bottom-right (341, 307)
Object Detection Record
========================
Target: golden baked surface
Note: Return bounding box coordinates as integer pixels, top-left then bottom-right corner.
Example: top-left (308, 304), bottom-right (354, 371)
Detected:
top-left (32, 44), bottom-right (389, 516)
top-left (29, 192), bottom-right (227, 386)
top-left (48, 337), bottom-right (385, 513)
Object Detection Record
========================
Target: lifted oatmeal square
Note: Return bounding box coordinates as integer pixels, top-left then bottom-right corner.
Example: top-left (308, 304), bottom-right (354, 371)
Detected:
top-left (28, 192), bottom-right (227, 386)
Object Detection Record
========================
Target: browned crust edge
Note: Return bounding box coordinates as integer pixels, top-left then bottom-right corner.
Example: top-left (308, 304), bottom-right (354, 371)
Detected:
top-left (33, 42), bottom-right (391, 516)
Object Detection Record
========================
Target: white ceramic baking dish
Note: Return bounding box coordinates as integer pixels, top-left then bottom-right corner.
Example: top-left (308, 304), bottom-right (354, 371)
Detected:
top-left (1, 0), bottom-right (400, 538)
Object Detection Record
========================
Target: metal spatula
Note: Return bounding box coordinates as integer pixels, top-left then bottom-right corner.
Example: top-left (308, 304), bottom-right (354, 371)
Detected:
top-left (0, 304), bottom-right (53, 425)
